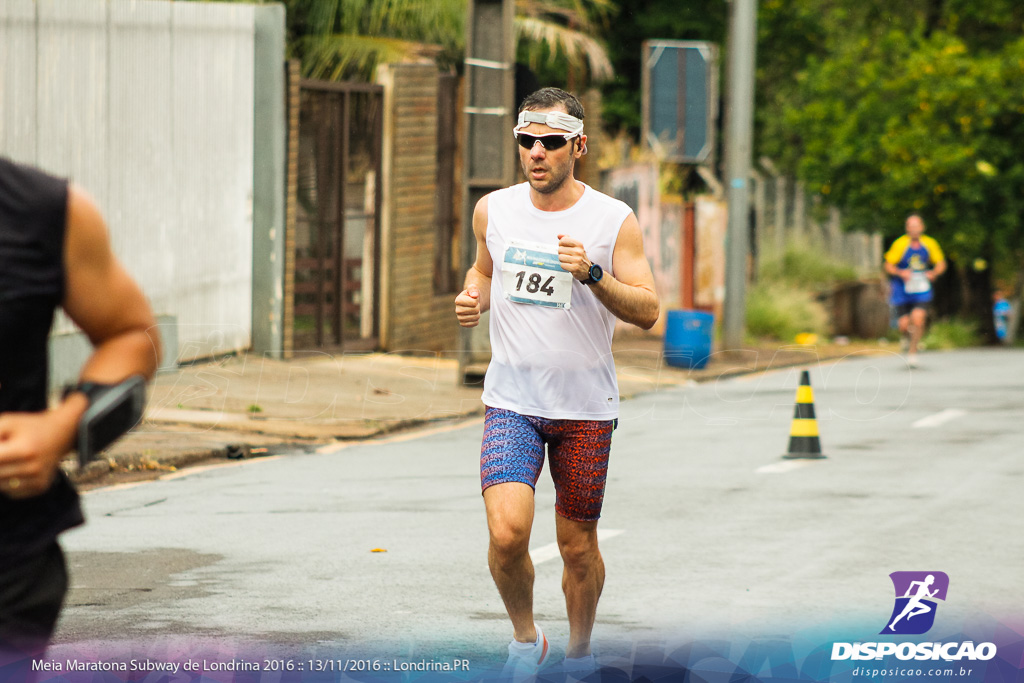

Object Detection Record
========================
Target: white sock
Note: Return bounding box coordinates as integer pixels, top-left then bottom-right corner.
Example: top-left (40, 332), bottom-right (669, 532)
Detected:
top-left (509, 627), bottom-right (541, 652)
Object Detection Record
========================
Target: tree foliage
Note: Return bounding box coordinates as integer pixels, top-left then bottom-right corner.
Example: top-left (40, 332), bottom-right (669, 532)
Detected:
top-left (286, 0), bottom-right (466, 78)
top-left (194, 0), bottom-right (615, 88)
top-left (598, 0), bottom-right (727, 135)
top-left (760, 0), bottom-right (1024, 272)
top-left (516, 0), bottom-right (616, 89)
top-left (284, 0), bottom-right (614, 86)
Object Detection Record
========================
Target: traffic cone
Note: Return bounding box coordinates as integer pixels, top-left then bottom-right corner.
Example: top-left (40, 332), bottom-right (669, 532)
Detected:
top-left (783, 370), bottom-right (825, 459)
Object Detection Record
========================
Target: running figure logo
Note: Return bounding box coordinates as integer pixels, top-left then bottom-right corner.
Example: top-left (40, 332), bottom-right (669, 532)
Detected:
top-left (881, 571), bottom-right (950, 635)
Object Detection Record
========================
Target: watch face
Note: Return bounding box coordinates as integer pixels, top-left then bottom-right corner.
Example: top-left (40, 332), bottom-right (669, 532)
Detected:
top-left (590, 264), bottom-right (603, 281)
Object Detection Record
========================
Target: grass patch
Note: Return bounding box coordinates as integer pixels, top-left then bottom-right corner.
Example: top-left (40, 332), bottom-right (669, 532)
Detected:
top-left (746, 283), bottom-right (829, 342)
top-left (923, 318), bottom-right (981, 350)
top-left (759, 246), bottom-right (858, 289)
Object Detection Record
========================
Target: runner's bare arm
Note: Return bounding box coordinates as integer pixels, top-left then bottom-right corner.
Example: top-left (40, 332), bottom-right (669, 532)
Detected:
top-left (0, 186), bottom-right (161, 498)
top-left (557, 213), bottom-right (659, 329)
top-left (63, 185), bottom-right (162, 382)
top-left (455, 195), bottom-right (494, 328)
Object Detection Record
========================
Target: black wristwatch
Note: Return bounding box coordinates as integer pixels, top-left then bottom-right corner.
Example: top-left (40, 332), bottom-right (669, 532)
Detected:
top-left (582, 263), bottom-right (603, 286)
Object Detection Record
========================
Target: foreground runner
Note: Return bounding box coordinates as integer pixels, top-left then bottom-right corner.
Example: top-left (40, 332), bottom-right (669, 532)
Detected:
top-left (883, 215), bottom-right (946, 368)
top-left (0, 156), bottom-right (161, 661)
top-left (454, 87), bottom-right (659, 678)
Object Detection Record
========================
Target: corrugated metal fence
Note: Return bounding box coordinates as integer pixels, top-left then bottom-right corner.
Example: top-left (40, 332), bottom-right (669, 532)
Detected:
top-left (753, 172), bottom-right (883, 272)
top-left (0, 0), bottom-right (256, 361)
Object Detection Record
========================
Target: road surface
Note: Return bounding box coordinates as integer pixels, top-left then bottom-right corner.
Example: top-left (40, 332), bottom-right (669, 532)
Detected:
top-left (50, 348), bottom-right (1024, 675)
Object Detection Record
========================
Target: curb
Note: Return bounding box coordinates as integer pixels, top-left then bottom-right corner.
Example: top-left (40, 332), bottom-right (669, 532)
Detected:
top-left (68, 407), bottom-right (488, 487)
top-left (70, 345), bottom-right (881, 487)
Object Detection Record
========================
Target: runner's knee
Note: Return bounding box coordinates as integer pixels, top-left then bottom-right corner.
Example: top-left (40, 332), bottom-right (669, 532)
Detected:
top-left (489, 519), bottom-right (532, 559)
top-left (557, 532), bottom-right (600, 572)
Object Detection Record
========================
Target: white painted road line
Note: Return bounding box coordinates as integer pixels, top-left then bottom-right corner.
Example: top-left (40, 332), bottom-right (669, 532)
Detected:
top-left (529, 529), bottom-right (625, 565)
top-left (912, 408), bottom-right (966, 429)
top-left (756, 460), bottom-right (818, 474)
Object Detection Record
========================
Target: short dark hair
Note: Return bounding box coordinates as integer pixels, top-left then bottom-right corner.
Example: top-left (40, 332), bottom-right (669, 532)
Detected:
top-left (518, 87), bottom-right (584, 120)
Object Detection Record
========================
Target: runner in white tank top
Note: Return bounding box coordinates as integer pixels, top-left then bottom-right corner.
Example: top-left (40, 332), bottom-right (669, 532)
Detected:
top-left (454, 88), bottom-right (660, 677)
top-left (482, 180), bottom-right (630, 420)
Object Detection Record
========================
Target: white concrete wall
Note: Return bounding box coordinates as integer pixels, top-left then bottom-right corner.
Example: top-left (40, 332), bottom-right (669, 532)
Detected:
top-left (0, 0), bottom-right (255, 362)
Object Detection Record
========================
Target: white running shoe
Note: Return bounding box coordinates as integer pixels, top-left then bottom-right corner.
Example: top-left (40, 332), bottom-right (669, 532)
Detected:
top-left (907, 352), bottom-right (919, 368)
top-left (500, 624), bottom-right (549, 681)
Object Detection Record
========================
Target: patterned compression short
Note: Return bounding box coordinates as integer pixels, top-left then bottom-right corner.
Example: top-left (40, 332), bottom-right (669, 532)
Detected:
top-left (480, 406), bottom-right (615, 522)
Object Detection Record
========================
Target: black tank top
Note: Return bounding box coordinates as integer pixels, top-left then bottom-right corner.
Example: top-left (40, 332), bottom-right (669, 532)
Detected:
top-left (0, 156), bottom-right (84, 567)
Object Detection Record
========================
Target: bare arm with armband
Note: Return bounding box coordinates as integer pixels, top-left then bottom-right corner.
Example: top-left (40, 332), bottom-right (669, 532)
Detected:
top-left (0, 186), bottom-right (161, 498)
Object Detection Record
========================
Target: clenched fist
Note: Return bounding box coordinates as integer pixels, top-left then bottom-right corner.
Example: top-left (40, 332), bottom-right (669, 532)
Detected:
top-left (557, 234), bottom-right (593, 281)
top-left (0, 403), bottom-right (82, 499)
top-left (455, 284), bottom-right (482, 327)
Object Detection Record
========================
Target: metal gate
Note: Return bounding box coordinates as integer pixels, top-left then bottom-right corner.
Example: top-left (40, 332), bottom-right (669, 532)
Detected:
top-left (294, 80), bottom-right (383, 351)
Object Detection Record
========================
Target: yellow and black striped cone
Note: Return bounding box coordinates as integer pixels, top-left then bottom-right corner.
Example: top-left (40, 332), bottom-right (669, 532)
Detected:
top-left (783, 369), bottom-right (825, 459)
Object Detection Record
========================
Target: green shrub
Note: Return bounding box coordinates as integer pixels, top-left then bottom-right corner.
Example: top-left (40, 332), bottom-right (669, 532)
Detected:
top-left (923, 317), bottom-right (981, 350)
top-left (746, 283), bottom-right (829, 341)
top-left (759, 246), bottom-right (859, 289)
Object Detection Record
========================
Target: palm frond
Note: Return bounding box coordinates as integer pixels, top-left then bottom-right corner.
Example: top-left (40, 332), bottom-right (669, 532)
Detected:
top-left (516, 0), bottom-right (615, 29)
top-left (297, 33), bottom-right (431, 81)
top-left (303, 0), bottom-right (342, 34)
top-left (516, 15), bottom-right (614, 82)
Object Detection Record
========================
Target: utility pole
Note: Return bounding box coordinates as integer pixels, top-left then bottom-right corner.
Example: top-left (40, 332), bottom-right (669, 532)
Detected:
top-left (459, 0), bottom-right (516, 384)
top-left (723, 0), bottom-right (757, 349)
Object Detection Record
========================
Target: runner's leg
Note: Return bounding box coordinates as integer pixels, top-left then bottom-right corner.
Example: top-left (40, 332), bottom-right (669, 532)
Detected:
top-left (556, 514), bottom-right (603, 658)
top-left (547, 418), bottom-right (613, 658)
top-left (480, 408), bottom-right (546, 644)
top-left (909, 306), bottom-right (927, 354)
top-left (484, 483), bottom-right (539, 643)
top-left (0, 542), bottom-right (68, 657)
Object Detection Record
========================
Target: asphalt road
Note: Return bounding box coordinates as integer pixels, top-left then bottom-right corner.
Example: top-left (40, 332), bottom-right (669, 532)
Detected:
top-left (51, 347), bottom-right (1024, 673)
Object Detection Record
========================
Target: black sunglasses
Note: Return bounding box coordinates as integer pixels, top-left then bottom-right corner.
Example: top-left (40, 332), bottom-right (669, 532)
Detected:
top-left (515, 133), bottom-right (574, 151)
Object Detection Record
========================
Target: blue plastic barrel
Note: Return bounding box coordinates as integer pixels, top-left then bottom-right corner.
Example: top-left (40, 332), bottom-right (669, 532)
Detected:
top-left (664, 310), bottom-right (714, 369)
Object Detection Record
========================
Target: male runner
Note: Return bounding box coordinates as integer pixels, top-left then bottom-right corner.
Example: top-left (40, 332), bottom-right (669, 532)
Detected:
top-left (0, 156), bottom-right (161, 658)
top-left (883, 215), bottom-right (945, 368)
top-left (454, 88), bottom-right (659, 678)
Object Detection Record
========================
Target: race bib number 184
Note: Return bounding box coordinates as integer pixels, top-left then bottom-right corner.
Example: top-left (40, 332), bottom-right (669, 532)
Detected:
top-left (501, 239), bottom-right (573, 309)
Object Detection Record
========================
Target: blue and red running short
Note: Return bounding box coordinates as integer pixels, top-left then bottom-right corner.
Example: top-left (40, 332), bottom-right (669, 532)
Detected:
top-left (480, 406), bottom-right (615, 522)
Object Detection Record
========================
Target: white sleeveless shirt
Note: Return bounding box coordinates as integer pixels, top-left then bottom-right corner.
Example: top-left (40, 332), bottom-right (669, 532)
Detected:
top-left (481, 182), bottom-right (632, 420)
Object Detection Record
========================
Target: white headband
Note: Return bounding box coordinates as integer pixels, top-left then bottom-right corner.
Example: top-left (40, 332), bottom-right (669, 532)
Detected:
top-left (513, 110), bottom-right (587, 154)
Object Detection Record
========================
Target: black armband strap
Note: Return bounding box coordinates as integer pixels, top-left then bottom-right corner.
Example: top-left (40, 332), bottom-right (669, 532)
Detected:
top-left (64, 377), bottom-right (147, 466)
top-left (63, 381), bottom-right (118, 405)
